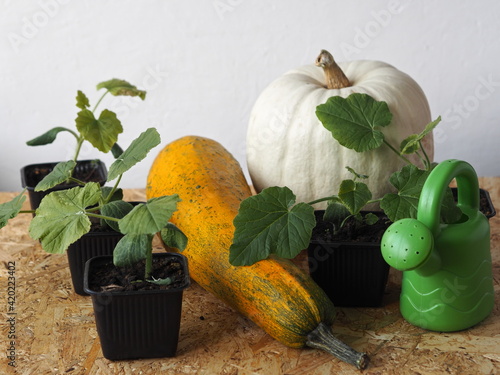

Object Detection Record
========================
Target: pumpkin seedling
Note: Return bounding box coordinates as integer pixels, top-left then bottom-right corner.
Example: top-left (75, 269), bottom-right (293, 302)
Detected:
top-left (1, 127), bottom-right (187, 283)
top-left (26, 78), bottom-right (146, 189)
top-left (229, 93), bottom-right (460, 266)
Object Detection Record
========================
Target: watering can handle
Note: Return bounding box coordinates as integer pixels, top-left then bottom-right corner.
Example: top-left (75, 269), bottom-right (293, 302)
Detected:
top-left (417, 159), bottom-right (480, 236)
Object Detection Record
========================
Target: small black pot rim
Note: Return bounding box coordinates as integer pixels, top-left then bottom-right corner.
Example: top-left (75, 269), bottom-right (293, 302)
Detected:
top-left (309, 239), bottom-right (382, 247)
top-left (83, 253), bottom-right (191, 297)
top-left (311, 209), bottom-right (389, 246)
top-left (21, 159), bottom-right (107, 190)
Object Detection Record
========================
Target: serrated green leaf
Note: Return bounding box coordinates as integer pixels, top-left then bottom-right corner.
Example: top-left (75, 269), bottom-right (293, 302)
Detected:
top-left (100, 200), bottom-right (134, 232)
top-left (324, 201), bottom-right (351, 229)
top-left (346, 166), bottom-right (369, 180)
top-left (399, 134), bottom-right (421, 155)
top-left (119, 195), bottom-right (180, 235)
top-left (75, 108), bottom-right (123, 153)
top-left (97, 79), bottom-right (146, 100)
top-left (316, 93), bottom-right (393, 152)
top-left (160, 223), bottom-right (188, 251)
top-left (29, 183), bottom-right (102, 254)
top-left (100, 186), bottom-right (123, 203)
top-left (26, 127), bottom-right (77, 146)
top-left (0, 191), bottom-right (26, 229)
top-left (34, 160), bottom-right (76, 192)
top-left (380, 165), bottom-right (430, 222)
top-left (400, 116), bottom-right (441, 155)
top-left (76, 90), bottom-right (90, 110)
top-left (338, 179), bottom-right (372, 215)
top-left (364, 212), bottom-right (379, 225)
top-left (113, 233), bottom-right (153, 267)
top-left (229, 186), bottom-right (316, 266)
top-left (440, 189), bottom-right (463, 223)
top-left (107, 128), bottom-right (161, 181)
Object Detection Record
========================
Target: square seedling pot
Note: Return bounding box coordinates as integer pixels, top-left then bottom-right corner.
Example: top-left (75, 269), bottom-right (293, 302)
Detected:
top-left (67, 230), bottom-right (124, 296)
top-left (68, 202), bottom-right (142, 296)
top-left (307, 210), bottom-right (390, 307)
top-left (451, 187), bottom-right (496, 219)
top-left (83, 253), bottom-right (190, 360)
top-left (21, 159), bottom-right (107, 210)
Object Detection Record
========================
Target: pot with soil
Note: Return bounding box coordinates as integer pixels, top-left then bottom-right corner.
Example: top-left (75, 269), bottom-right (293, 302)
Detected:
top-left (84, 252), bottom-right (190, 360)
top-left (307, 210), bottom-right (392, 307)
top-left (21, 159), bottom-right (107, 210)
top-left (67, 202), bottom-right (144, 296)
top-left (67, 222), bottom-right (125, 296)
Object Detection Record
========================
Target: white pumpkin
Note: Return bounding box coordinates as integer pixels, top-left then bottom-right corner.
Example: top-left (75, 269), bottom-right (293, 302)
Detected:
top-left (246, 50), bottom-right (433, 208)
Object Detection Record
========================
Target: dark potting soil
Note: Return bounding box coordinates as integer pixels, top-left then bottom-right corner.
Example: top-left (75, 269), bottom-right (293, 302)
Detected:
top-left (311, 190), bottom-right (494, 245)
top-left (87, 256), bottom-right (187, 293)
top-left (311, 211), bottom-right (392, 244)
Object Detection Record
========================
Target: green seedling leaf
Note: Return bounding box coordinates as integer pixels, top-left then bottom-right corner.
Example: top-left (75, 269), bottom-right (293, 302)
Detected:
top-left (316, 93), bottom-right (393, 152)
top-left (399, 134), bottom-right (420, 155)
top-left (338, 179), bottom-right (372, 215)
top-left (75, 108), bottom-right (123, 153)
top-left (107, 128), bottom-right (161, 181)
top-left (113, 233), bottom-right (153, 267)
top-left (380, 165), bottom-right (430, 222)
top-left (400, 116), bottom-right (441, 155)
top-left (76, 90), bottom-right (90, 110)
top-left (324, 200), bottom-right (351, 230)
top-left (34, 160), bottom-right (77, 192)
top-left (100, 200), bottom-right (134, 232)
top-left (111, 143), bottom-right (123, 158)
top-left (346, 166), bottom-right (369, 180)
top-left (440, 190), bottom-right (463, 223)
top-left (29, 183), bottom-right (102, 254)
top-left (97, 79), bottom-right (146, 100)
top-left (229, 186), bottom-right (316, 266)
top-left (364, 212), bottom-right (379, 225)
top-left (160, 223), bottom-right (188, 251)
top-left (147, 277), bottom-right (172, 286)
top-left (26, 127), bottom-right (77, 146)
top-left (0, 191), bottom-right (26, 229)
top-left (119, 195), bottom-right (181, 235)
top-left (100, 186), bottom-right (123, 203)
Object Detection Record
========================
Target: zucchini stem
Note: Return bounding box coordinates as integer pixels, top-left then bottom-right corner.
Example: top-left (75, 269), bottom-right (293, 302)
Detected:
top-left (306, 322), bottom-right (369, 370)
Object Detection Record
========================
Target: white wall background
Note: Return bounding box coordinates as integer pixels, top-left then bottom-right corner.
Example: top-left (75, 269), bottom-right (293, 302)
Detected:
top-left (1, 0), bottom-right (499, 191)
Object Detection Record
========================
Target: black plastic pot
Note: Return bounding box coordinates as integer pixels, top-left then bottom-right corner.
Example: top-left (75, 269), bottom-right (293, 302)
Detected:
top-left (307, 188), bottom-right (496, 308)
top-left (67, 229), bottom-right (124, 296)
top-left (307, 210), bottom-right (390, 308)
top-left (21, 159), bottom-right (107, 210)
top-left (452, 187), bottom-right (496, 219)
top-left (83, 253), bottom-right (190, 361)
top-left (68, 202), bottom-right (143, 296)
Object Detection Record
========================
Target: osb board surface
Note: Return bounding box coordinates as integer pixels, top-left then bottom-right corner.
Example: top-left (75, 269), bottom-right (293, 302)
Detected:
top-left (0, 179), bottom-right (499, 375)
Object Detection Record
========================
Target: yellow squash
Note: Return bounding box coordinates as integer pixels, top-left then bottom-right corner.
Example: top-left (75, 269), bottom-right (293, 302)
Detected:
top-left (146, 135), bottom-right (368, 369)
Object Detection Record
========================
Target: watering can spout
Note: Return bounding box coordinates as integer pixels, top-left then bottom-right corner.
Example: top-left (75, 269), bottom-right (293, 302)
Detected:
top-left (381, 218), bottom-right (441, 276)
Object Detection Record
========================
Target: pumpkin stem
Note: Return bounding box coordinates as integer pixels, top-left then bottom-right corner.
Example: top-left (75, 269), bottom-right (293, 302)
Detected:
top-left (316, 50), bottom-right (351, 89)
top-left (306, 322), bottom-right (369, 370)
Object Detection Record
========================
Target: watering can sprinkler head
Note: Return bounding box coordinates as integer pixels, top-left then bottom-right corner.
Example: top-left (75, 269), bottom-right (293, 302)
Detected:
top-left (381, 218), bottom-right (435, 272)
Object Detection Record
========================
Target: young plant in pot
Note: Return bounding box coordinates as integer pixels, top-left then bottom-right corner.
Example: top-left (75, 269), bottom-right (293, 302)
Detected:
top-left (230, 91), bottom-right (491, 307)
top-left (18, 79), bottom-right (151, 294)
top-left (1, 127), bottom-right (191, 360)
top-left (21, 78), bottom-right (146, 210)
top-left (236, 50), bottom-right (495, 307)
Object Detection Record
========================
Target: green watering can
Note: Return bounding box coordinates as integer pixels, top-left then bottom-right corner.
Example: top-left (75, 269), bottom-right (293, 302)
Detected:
top-left (381, 159), bottom-right (494, 332)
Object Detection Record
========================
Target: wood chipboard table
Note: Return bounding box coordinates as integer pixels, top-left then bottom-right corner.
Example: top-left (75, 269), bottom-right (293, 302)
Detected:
top-left (1, 179), bottom-right (499, 374)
